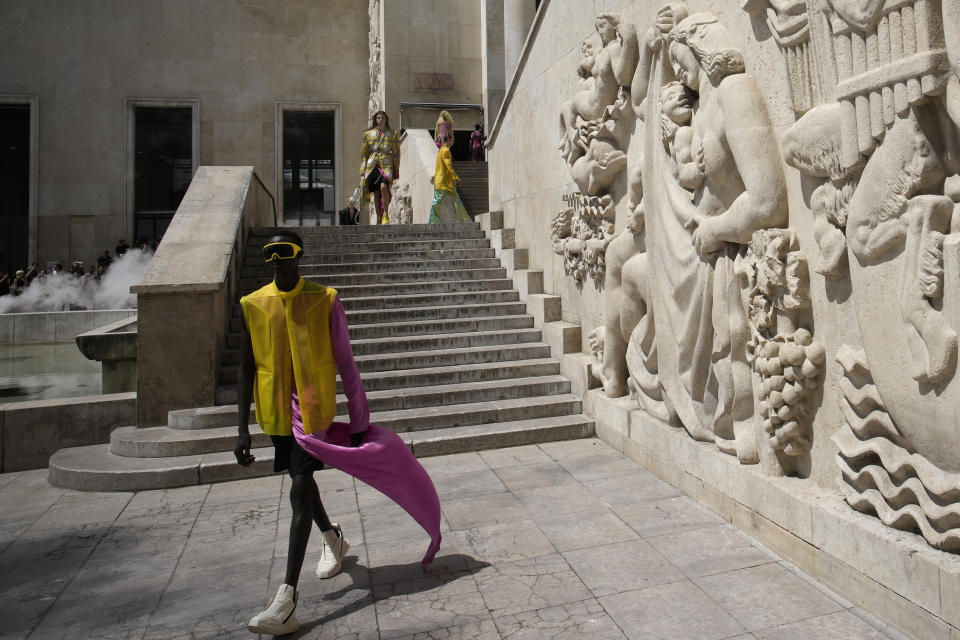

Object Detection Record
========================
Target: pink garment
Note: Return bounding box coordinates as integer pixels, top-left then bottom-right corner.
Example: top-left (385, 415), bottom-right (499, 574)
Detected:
top-left (292, 296), bottom-right (442, 571)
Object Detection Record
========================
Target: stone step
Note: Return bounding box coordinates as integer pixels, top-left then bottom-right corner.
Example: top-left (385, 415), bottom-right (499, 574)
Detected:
top-left (229, 290), bottom-right (519, 315)
top-left (112, 394), bottom-right (582, 457)
top-left (227, 302), bottom-right (529, 333)
top-left (225, 314), bottom-right (536, 348)
top-left (214, 357), bottom-right (561, 404)
top-left (242, 247), bottom-right (494, 267)
top-left (217, 342), bottom-right (553, 383)
top-left (251, 222), bottom-right (479, 238)
top-left (239, 258), bottom-right (504, 283)
top-left (406, 414), bottom-right (593, 458)
top-left (48, 415), bottom-right (594, 492)
top-left (239, 267), bottom-right (508, 288)
top-left (172, 375), bottom-right (572, 429)
top-left (221, 327), bottom-right (543, 364)
top-left (312, 278), bottom-right (514, 298)
top-left (249, 238), bottom-right (491, 253)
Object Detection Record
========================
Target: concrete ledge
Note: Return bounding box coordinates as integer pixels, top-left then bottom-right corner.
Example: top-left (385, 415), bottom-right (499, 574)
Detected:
top-left (542, 320), bottom-right (580, 357)
top-left (525, 293), bottom-right (561, 325)
top-left (476, 210), bottom-right (504, 231)
top-left (499, 248), bottom-right (528, 276)
top-left (560, 352), bottom-right (600, 397)
top-left (587, 390), bottom-right (960, 640)
top-left (0, 393), bottom-right (136, 472)
top-left (513, 269), bottom-right (544, 297)
top-left (0, 310), bottom-right (137, 346)
top-left (489, 228), bottom-right (516, 256)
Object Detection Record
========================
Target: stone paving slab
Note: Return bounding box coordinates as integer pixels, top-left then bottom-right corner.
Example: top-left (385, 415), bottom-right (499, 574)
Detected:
top-left (0, 439), bottom-right (905, 640)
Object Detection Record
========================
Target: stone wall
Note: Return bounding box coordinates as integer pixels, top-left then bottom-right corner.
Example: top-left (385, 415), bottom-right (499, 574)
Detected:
top-left (381, 0), bottom-right (484, 130)
top-left (0, 0), bottom-right (370, 267)
top-left (488, 0), bottom-right (960, 635)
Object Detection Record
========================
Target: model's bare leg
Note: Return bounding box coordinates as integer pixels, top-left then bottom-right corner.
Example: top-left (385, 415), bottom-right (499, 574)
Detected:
top-left (285, 474), bottom-right (314, 587)
top-left (380, 181), bottom-right (392, 222)
top-left (310, 477), bottom-right (333, 532)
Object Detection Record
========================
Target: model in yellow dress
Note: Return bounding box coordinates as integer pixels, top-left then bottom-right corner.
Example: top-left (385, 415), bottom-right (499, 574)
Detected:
top-left (429, 133), bottom-right (470, 224)
top-left (359, 111), bottom-right (400, 225)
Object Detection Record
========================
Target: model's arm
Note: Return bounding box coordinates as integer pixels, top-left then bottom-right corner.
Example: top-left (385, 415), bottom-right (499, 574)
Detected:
top-left (234, 313), bottom-right (256, 465)
top-left (359, 131), bottom-right (370, 178)
top-left (330, 296), bottom-right (370, 445)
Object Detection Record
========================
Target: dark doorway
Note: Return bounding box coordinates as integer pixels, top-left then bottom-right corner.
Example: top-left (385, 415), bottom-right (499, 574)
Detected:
top-left (0, 104), bottom-right (30, 274)
top-left (428, 128), bottom-right (472, 162)
top-left (134, 106), bottom-right (192, 243)
top-left (283, 110), bottom-right (336, 226)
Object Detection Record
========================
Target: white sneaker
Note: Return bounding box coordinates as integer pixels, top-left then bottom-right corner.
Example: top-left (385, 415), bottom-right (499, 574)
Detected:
top-left (248, 583), bottom-right (300, 635)
top-left (316, 523), bottom-right (350, 579)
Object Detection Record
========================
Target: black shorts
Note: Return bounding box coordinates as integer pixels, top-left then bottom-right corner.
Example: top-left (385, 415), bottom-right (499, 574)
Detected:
top-left (271, 434), bottom-right (324, 477)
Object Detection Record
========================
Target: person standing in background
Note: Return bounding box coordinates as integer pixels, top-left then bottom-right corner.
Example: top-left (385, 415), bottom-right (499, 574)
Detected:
top-left (470, 124), bottom-right (486, 162)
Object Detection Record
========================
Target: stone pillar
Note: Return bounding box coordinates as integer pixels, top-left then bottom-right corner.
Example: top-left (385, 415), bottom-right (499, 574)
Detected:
top-left (481, 0), bottom-right (505, 129)
top-left (503, 0), bottom-right (536, 88)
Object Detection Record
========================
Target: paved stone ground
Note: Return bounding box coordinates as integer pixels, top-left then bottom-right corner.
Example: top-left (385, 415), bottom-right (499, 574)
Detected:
top-left (0, 439), bottom-right (904, 640)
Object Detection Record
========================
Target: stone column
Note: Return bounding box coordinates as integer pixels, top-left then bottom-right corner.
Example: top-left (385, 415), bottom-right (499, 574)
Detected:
top-left (481, 0), bottom-right (506, 129)
top-left (503, 0), bottom-right (536, 89)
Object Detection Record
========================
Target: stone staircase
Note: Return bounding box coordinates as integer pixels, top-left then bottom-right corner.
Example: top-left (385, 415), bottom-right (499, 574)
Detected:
top-left (453, 161), bottom-right (488, 216)
top-left (48, 222), bottom-right (593, 491)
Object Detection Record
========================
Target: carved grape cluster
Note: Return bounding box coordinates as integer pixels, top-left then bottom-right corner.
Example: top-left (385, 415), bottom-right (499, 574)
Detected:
top-left (754, 328), bottom-right (826, 456)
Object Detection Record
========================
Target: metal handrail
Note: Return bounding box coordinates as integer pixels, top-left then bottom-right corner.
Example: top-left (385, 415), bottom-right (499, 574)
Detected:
top-left (397, 102), bottom-right (483, 131)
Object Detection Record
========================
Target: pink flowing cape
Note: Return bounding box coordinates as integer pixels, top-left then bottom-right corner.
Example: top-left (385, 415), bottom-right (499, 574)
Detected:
top-left (288, 295), bottom-right (441, 571)
top-left (293, 421), bottom-right (442, 571)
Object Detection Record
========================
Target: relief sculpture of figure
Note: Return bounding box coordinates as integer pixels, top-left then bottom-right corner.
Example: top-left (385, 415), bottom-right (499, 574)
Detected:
top-left (778, 0), bottom-right (960, 548)
top-left (630, 6), bottom-right (788, 464)
top-left (557, 13), bottom-right (638, 196)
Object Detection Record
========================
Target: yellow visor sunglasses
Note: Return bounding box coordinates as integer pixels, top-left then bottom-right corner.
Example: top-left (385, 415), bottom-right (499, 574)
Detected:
top-left (263, 241), bottom-right (302, 262)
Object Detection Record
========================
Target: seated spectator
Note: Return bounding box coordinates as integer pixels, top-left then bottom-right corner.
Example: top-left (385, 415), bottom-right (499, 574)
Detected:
top-left (24, 263), bottom-right (39, 284)
top-left (339, 197), bottom-right (360, 225)
top-left (116, 238), bottom-right (129, 256)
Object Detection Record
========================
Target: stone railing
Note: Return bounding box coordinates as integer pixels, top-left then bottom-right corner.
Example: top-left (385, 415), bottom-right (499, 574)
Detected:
top-left (131, 166), bottom-right (276, 426)
top-left (397, 129), bottom-right (440, 224)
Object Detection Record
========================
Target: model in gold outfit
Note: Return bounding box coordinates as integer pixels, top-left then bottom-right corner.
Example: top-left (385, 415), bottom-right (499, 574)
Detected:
top-left (358, 111), bottom-right (400, 225)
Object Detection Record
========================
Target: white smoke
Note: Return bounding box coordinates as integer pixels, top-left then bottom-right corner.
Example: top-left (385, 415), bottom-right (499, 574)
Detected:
top-left (0, 249), bottom-right (153, 314)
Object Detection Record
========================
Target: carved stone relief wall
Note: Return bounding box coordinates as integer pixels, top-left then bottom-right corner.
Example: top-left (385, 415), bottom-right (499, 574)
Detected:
top-left (769, 0), bottom-right (960, 546)
top-left (368, 0), bottom-right (384, 116)
top-left (543, 0), bottom-right (960, 552)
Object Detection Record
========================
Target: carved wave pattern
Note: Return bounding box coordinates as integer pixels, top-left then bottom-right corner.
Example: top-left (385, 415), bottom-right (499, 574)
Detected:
top-left (833, 345), bottom-right (960, 551)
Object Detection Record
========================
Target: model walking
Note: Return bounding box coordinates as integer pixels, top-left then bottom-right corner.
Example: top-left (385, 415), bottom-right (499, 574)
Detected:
top-left (359, 111), bottom-right (400, 225)
top-left (235, 231), bottom-right (441, 635)
top-left (429, 133), bottom-right (471, 223)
